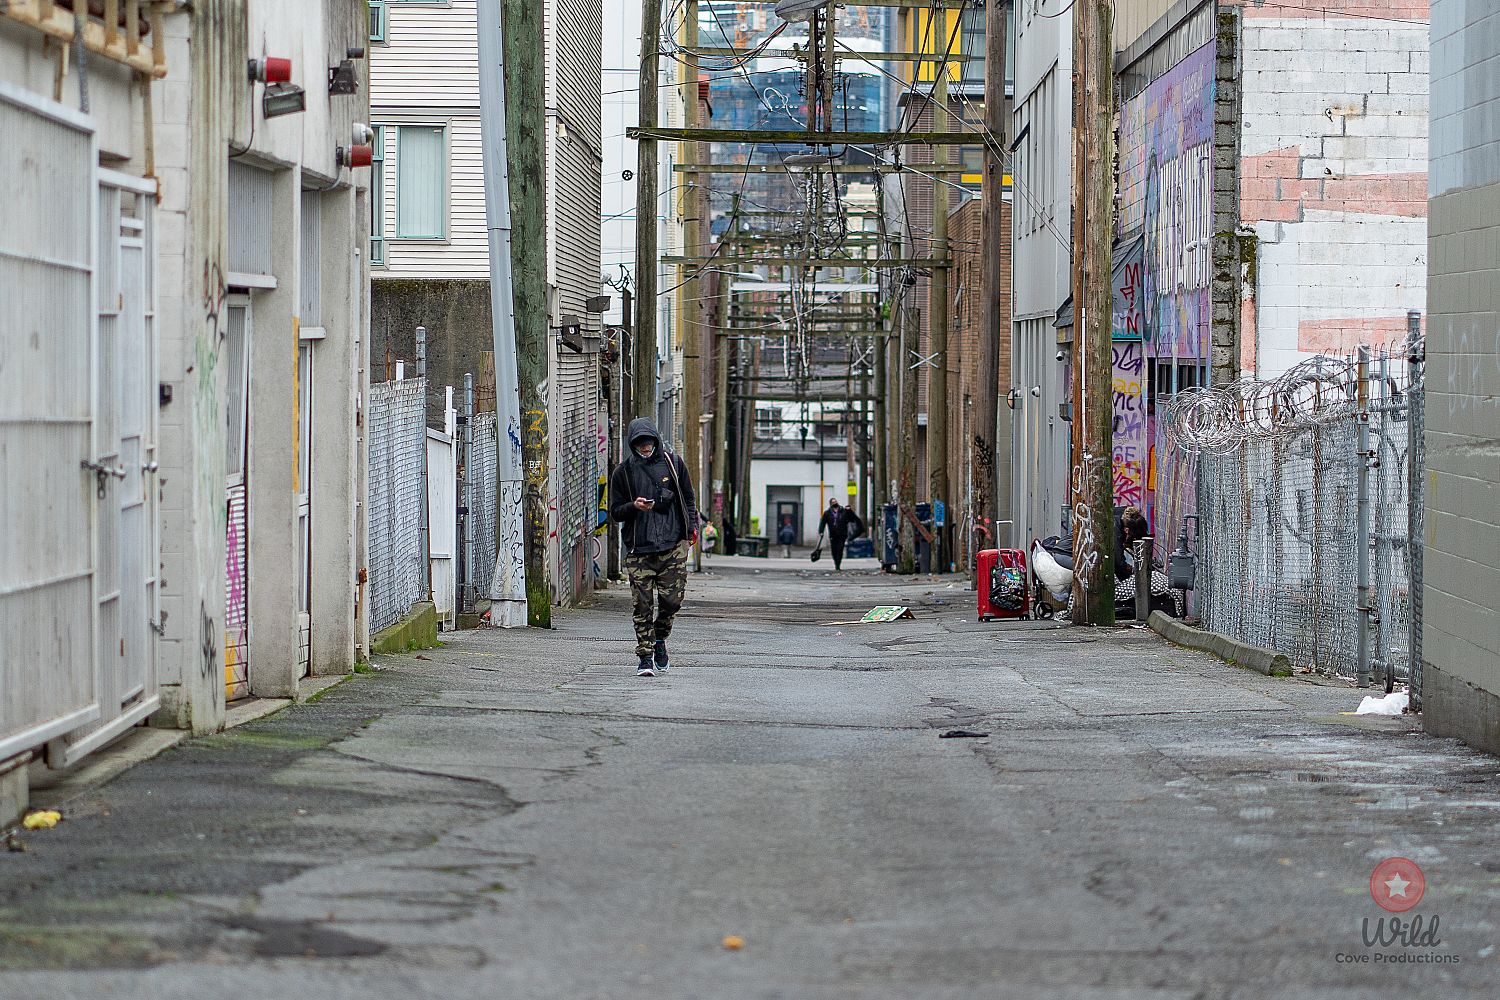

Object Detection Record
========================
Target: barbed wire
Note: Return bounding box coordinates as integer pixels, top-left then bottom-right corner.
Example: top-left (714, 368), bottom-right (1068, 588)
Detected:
top-left (1163, 331), bottom-right (1426, 455)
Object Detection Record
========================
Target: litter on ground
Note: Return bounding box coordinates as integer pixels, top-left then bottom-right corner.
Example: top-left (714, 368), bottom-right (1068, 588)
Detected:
top-left (1355, 691), bottom-right (1409, 716)
top-left (820, 606), bottom-right (916, 626)
top-left (22, 810), bottom-right (62, 831)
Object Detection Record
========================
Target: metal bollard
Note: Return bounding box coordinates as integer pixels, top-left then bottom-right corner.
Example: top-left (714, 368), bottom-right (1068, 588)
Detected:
top-left (1135, 536), bottom-right (1153, 623)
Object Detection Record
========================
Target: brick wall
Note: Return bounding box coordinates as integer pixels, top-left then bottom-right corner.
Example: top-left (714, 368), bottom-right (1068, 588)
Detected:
top-left (1236, 6), bottom-right (1429, 376)
top-left (1423, 0), bottom-right (1500, 755)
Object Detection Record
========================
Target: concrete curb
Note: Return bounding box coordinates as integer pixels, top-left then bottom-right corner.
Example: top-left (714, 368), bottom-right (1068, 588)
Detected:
top-left (22, 675), bottom-right (351, 820)
top-left (371, 601), bottom-right (440, 655)
top-left (1148, 611), bottom-right (1293, 677)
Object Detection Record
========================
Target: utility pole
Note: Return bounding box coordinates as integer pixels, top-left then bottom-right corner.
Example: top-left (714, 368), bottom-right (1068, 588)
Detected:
top-left (712, 274), bottom-right (731, 549)
top-left (898, 289), bottom-right (917, 574)
top-left (477, 0), bottom-right (530, 627)
top-left (635, 0), bottom-right (662, 420)
top-left (1071, 0), bottom-right (1115, 623)
top-left (682, 0), bottom-right (704, 569)
top-left (612, 282), bottom-right (632, 580)
top-left (737, 340), bottom-right (758, 535)
top-left (928, 30), bottom-right (951, 574)
top-left (873, 330), bottom-right (887, 529)
top-left (976, 0), bottom-right (1008, 558)
top-left (502, 0), bottom-right (552, 627)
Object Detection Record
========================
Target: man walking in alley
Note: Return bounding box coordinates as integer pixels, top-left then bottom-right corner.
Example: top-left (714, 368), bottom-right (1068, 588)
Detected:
top-left (610, 418), bottom-right (699, 676)
top-left (817, 498), bottom-right (864, 572)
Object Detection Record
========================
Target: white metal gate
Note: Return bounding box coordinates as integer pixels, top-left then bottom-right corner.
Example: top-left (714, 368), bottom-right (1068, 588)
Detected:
top-left (0, 84), bottom-right (102, 764)
top-left (51, 171), bottom-right (162, 767)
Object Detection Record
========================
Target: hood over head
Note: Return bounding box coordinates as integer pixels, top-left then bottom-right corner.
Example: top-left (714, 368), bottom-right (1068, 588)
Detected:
top-left (627, 417), bottom-right (663, 455)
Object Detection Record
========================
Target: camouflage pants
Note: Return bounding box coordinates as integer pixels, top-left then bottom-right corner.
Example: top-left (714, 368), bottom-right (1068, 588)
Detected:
top-left (625, 542), bottom-right (689, 658)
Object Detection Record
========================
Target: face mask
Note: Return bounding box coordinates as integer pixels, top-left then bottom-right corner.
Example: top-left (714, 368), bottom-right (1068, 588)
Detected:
top-left (634, 442), bottom-right (656, 458)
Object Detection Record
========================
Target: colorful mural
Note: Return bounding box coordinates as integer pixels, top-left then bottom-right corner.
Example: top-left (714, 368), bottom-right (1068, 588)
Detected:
top-left (1120, 42), bottom-right (1216, 360)
top-left (1111, 341), bottom-right (1146, 508)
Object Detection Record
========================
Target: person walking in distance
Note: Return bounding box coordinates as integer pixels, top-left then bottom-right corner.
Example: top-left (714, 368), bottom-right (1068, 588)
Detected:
top-left (778, 515), bottom-right (796, 558)
top-left (610, 418), bottom-right (699, 677)
top-left (817, 498), bottom-right (864, 572)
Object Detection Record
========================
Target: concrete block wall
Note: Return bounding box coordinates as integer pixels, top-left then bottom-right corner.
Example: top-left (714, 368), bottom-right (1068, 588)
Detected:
top-left (1424, 0), bottom-right (1500, 755)
top-left (1235, 4), bottom-right (1429, 377)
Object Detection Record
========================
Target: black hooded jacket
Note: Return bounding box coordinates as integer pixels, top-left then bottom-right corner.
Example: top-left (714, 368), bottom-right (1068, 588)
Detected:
top-left (609, 417), bottom-right (699, 555)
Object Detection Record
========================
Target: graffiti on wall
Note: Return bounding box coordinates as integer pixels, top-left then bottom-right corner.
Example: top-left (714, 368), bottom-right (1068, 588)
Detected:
top-left (1111, 342), bottom-right (1146, 508)
top-left (1112, 237), bottom-right (1145, 341)
top-left (1120, 42), bottom-right (1216, 360)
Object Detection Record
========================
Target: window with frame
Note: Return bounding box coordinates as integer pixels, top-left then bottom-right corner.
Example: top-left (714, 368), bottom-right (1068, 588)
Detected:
top-left (369, 1), bottom-right (386, 43)
top-left (755, 406), bottom-right (782, 440)
top-left (370, 125), bottom-right (385, 264)
top-left (395, 124), bottom-right (447, 240)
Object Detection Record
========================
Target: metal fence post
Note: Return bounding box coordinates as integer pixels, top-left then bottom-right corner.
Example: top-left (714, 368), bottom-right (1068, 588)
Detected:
top-left (459, 372), bottom-right (474, 614)
top-left (1355, 345), bottom-right (1372, 688)
top-left (1135, 535), bottom-right (1152, 623)
top-left (1407, 311), bottom-right (1425, 708)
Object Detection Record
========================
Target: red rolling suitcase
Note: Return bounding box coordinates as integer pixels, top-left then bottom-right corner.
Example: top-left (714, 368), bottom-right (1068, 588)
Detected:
top-left (977, 548), bottom-right (1030, 621)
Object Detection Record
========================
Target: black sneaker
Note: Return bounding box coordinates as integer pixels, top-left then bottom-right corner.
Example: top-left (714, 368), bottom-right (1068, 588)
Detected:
top-left (653, 640), bottom-right (670, 673)
top-left (636, 656), bottom-right (656, 677)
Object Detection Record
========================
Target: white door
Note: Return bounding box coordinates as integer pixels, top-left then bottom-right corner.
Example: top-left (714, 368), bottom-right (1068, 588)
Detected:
top-left (52, 172), bottom-right (163, 766)
top-left (295, 342), bottom-right (313, 677)
top-left (0, 85), bottom-right (101, 764)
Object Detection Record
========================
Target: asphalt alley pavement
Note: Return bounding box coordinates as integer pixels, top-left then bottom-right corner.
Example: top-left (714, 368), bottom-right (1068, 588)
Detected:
top-left (2, 554), bottom-right (1498, 998)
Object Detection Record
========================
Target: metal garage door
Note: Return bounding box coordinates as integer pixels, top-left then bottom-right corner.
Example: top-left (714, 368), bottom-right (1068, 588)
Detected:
top-left (0, 84), bottom-right (101, 763)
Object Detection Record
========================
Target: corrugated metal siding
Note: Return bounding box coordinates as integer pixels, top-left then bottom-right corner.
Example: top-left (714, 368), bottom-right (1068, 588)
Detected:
top-left (555, 0), bottom-right (603, 148)
top-left (228, 162), bottom-right (274, 276)
top-left (225, 484), bottom-right (250, 701)
top-left (553, 134), bottom-right (604, 333)
top-left (547, 0), bottom-right (603, 335)
top-left (300, 192), bottom-right (322, 325)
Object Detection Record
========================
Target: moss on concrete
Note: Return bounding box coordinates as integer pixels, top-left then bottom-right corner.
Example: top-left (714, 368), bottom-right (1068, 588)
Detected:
top-left (370, 601), bottom-right (441, 656)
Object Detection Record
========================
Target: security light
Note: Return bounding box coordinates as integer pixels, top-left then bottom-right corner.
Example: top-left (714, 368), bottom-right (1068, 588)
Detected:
top-left (263, 82), bottom-right (306, 119)
top-left (775, 0), bottom-right (831, 23)
top-left (585, 295), bottom-right (612, 314)
top-left (329, 59), bottom-right (360, 95)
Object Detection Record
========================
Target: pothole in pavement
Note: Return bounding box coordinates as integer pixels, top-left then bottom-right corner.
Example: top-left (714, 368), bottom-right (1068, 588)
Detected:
top-left (218, 916), bottom-right (386, 958)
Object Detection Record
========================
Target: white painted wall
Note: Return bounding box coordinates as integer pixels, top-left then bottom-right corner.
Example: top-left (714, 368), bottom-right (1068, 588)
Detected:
top-left (1009, 0), bottom-right (1074, 548)
top-left (750, 459), bottom-right (846, 543)
top-left (1239, 16), bottom-right (1429, 376)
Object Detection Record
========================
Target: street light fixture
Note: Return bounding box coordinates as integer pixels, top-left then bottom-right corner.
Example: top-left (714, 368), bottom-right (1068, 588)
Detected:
top-left (774, 0), bottom-right (832, 24)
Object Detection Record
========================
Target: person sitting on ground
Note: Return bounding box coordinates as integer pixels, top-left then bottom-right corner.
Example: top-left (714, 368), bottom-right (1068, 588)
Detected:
top-left (778, 516), bottom-right (796, 558)
top-left (817, 498), bottom-right (865, 572)
top-left (1115, 505), bottom-right (1150, 581)
top-left (608, 417), bottom-right (698, 677)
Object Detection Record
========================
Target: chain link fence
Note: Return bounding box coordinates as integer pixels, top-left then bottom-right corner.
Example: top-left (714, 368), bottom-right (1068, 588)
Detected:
top-left (1163, 337), bottom-right (1425, 691)
top-left (463, 410), bottom-right (498, 611)
top-left (368, 378), bottom-right (429, 634)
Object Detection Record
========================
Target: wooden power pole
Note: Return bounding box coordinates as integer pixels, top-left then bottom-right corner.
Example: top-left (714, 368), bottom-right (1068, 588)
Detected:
top-left (682, 0), bottom-right (704, 568)
top-left (503, 0), bottom-right (552, 627)
top-left (1071, 0), bottom-right (1115, 624)
top-left (928, 29), bottom-right (951, 574)
top-left (976, 0), bottom-right (1009, 558)
top-left (635, 0), bottom-right (661, 419)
